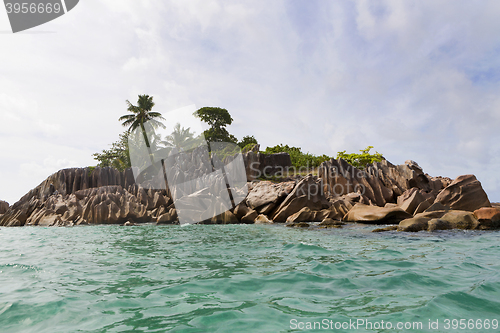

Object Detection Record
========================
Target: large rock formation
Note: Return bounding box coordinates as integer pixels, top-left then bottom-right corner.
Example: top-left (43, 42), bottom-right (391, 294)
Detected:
top-left (0, 167), bottom-right (167, 227)
top-left (473, 207), bottom-right (500, 229)
top-left (344, 203), bottom-right (412, 224)
top-left (435, 174), bottom-right (491, 211)
top-left (241, 144), bottom-right (292, 181)
top-left (318, 159), bottom-right (449, 207)
top-left (270, 175), bottom-right (330, 222)
top-left (397, 210), bottom-right (480, 232)
top-left (0, 157), bottom-right (495, 232)
top-left (245, 180), bottom-right (295, 214)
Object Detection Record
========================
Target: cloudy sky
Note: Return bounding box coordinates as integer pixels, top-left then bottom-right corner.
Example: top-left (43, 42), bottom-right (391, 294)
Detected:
top-left (1, 0), bottom-right (500, 204)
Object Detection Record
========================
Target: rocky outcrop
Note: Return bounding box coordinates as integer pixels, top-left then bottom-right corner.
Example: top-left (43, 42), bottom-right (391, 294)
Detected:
top-left (285, 207), bottom-right (336, 223)
top-left (318, 159), bottom-right (448, 208)
top-left (397, 188), bottom-right (429, 215)
top-left (0, 156), bottom-right (495, 231)
top-left (245, 180), bottom-right (295, 214)
top-left (0, 166), bottom-right (175, 227)
top-left (0, 184), bottom-right (173, 227)
top-left (270, 175), bottom-right (330, 222)
top-left (473, 207), bottom-right (500, 229)
top-left (397, 210), bottom-right (480, 232)
top-left (242, 145), bottom-right (261, 181)
top-left (435, 175), bottom-right (490, 211)
top-left (318, 218), bottom-right (344, 228)
top-left (254, 214), bottom-right (272, 224)
top-left (344, 203), bottom-right (412, 224)
top-left (259, 152), bottom-right (292, 177)
top-left (397, 217), bottom-right (431, 232)
top-left (0, 200), bottom-right (9, 214)
top-left (241, 144), bottom-right (292, 181)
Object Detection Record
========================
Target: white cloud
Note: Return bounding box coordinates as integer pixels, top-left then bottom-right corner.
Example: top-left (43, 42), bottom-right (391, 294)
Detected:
top-left (1, 0), bottom-right (500, 204)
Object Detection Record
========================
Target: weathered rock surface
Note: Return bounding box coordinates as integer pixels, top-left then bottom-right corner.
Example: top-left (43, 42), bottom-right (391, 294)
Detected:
top-left (372, 225), bottom-right (398, 232)
top-left (427, 218), bottom-right (452, 232)
top-left (318, 158), bottom-right (448, 208)
top-left (241, 144), bottom-right (292, 181)
top-left (157, 208), bottom-right (178, 225)
top-left (241, 209), bottom-right (259, 224)
top-left (318, 218), bottom-right (344, 228)
top-left (435, 175), bottom-right (491, 211)
top-left (0, 200), bottom-right (9, 214)
top-left (398, 210), bottom-right (480, 232)
top-left (245, 181), bottom-right (295, 212)
top-left (211, 210), bottom-right (239, 224)
top-left (254, 214), bottom-right (272, 224)
top-left (474, 207), bottom-right (500, 229)
top-left (0, 166), bottom-right (174, 226)
top-left (259, 152), bottom-right (292, 176)
top-left (439, 210), bottom-right (480, 229)
top-left (285, 207), bottom-right (336, 223)
top-left (271, 175), bottom-right (330, 222)
top-left (285, 222), bottom-right (310, 228)
top-left (397, 217), bottom-right (430, 232)
top-left (0, 159), bottom-right (495, 232)
top-left (397, 188), bottom-right (428, 215)
top-left (344, 203), bottom-right (412, 224)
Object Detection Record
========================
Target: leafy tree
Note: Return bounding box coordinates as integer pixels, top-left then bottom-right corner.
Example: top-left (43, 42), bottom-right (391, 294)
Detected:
top-left (193, 107), bottom-right (237, 144)
top-left (336, 146), bottom-right (384, 169)
top-left (92, 132), bottom-right (131, 171)
top-left (238, 135), bottom-right (258, 149)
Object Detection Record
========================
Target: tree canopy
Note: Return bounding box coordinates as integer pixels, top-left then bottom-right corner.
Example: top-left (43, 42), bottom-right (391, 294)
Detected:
top-left (94, 99), bottom-right (384, 174)
top-left (193, 107), bottom-right (237, 144)
top-left (119, 94), bottom-right (165, 149)
top-left (238, 135), bottom-right (258, 149)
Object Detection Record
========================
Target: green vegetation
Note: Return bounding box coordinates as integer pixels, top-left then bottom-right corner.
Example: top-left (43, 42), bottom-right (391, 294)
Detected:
top-left (263, 144), bottom-right (332, 168)
top-left (238, 135), bottom-right (258, 149)
top-left (87, 166), bottom-right (96, 177)
top-left (193, 107), bottom-right (237, 144)
top-left (336, 146), bottom-right (384, 169)
top-left (92, 131), bottom-right (131, 171)
top-left (93, 98), bottom-right (384, 173)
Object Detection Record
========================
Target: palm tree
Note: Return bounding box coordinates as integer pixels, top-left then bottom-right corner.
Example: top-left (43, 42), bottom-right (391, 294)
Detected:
top-left (162, 123), bottom-right (195, 151)
top-left (119, 95), bottom-right (166, 182)
top-left (119, 94), bottom-right (165, 148)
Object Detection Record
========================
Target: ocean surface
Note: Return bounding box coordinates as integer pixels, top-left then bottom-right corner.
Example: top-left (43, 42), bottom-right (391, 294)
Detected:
top-left (0, 224), bottom-right (499, 333)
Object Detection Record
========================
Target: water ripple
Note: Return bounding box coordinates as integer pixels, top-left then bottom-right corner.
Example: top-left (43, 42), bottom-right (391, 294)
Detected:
top-left (0, 225), bottom-right (499, 332)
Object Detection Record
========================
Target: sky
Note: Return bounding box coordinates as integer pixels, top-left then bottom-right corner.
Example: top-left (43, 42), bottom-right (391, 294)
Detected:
top-left (1, 0), bottom-right (500, 204)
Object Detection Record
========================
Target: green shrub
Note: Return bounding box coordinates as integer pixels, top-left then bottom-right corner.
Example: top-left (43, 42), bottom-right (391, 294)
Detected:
top-left (336, 146), bottom-right (384, 169)
top-left (263, 144), bottom-right (331, 168)
top-left (238, 135), bottom-right (258, 149)
top-left (87, 166), bottom-right (96, 177)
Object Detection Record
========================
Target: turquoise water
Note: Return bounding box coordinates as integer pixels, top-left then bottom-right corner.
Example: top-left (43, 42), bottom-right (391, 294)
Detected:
top-left (0, 224), bottom-right (499, 333)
